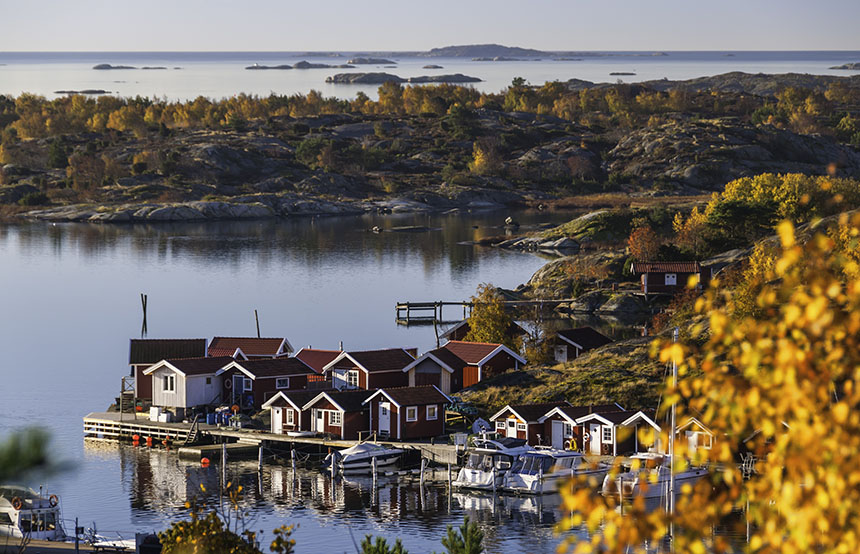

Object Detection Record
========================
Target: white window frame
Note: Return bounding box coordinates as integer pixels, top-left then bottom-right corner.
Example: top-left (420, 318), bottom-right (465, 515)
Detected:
top-left (329, 411), bottom-right (342, 426)
top-left (163, 374), bottom-right (175, 392)
top-left (665, 273), bottom-right (677, 286)
top-left (516, 423), bottom-right (527, 431)
top-left (426, 405), bottom-right (438, 421)
top-left (286, 408), bottom-right (295, 425)
top-left (563, 422), bottom-right (573, 438)
top-left (602, 425), bottom-right (613, 444)
top-left (347, 370), bottom-right (360, 389)
top-left (275, 377), bottom-right (290, 389)
top-left (495, 420), bottom-right (506, 430)
top-left (406, 406), bottom-right (418, 422)
top-left (243, 378), bottom-right (253, 392)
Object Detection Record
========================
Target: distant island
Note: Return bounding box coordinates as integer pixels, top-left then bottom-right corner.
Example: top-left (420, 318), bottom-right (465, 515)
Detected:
top-left (830, 62), bottom-right (860, 70)
top-left (54, 89), bottom-right (110, 95)
top-left (246, 61), bottom-right (354, 70)
top-left (347, 57), bottom-right (395, 65)
top-left (93, 64), bottom-right (136, 70)
top-left (472, 56), bottom-right (539, 62)
top-left (326, 72), bottom-right (481, 84)
top-left (421, 44), bottom-right (546, 58)
top-left (609, 72), bottom-right (636, 76)
top-left (422, 64), bottom-right (443, 69)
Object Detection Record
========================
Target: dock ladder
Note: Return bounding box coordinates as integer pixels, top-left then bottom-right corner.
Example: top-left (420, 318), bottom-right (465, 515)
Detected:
top-left (183, 414), bottom-right (201, 445)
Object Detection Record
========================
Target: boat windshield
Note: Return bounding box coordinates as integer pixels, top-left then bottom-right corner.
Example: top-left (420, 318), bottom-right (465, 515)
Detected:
top-left (465, 454), bottom-right (511, 471)
top-left (511, 455), bottom-right (553, 475)
top-left (549, 456), bottom-right (579, 472)
top-left (19, 512), bottom-right (57, 533)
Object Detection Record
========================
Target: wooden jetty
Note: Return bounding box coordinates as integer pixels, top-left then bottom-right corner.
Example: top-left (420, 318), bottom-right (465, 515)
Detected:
top-left (83, 412), bottom-right (459, 464)
top-left (395, 298), bottom-right (581, 325)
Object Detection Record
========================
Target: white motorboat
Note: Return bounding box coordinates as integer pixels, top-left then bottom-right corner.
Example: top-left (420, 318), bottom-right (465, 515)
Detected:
top-left (503, 448), bottom-right (610, 494)
top-left (601, 452), bottom-right (708, 499)
top-left (0, 485), bottom-right (65, 541)
top-left (322, 443), bottom-right (403, 474)
top-left (452, 437), bottom-right (530, 492)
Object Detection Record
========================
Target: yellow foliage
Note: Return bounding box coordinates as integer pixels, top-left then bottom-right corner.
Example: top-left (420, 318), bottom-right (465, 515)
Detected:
top-left (558, 212), bottom-right (860, 553)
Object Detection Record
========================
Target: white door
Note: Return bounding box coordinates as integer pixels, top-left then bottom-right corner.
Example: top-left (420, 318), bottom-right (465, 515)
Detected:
top-left (379, 402), bottom-right (391, 436)
top-left (554, 346), bottom-right (568, 363)
top-left (551, 420), bottom-right (565, 449)
top-left (687, 431), bottom-right (698, 456)
top-left (272, 408), bottom-right (283, 434)
top-left (315, 409), bottom-right (325, 432)
top-left (507, 419), bottom-right (518, 438)
top-left (589, 424), bottom-right (602, 455)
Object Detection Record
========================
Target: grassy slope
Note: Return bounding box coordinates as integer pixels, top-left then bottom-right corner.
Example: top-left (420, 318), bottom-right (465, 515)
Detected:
top-left (458, 336), bottom-right (667, 417)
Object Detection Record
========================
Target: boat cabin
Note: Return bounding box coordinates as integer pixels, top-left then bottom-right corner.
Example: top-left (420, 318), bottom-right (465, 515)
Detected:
top-left (552, 327), bottom-right (613, 363)
top-left (538, 403), bottom-right (626, 450)
top-left (261, 390), bottom-right (323, 435)
top-left (142, 356), bottom-right (234, 420)
top-left (216, 357), bottom-right (315, 410)
top-left (301, 390), bottom-right (373, 440)
top-left (128, 338), bottom-right (207, 401)
top-left (575, 410), bottom-right (661, 456)
top-left (323, 348), bottom-right (414, 390)
top-left (403, 341), bottom-right (526, 394)
top-left (363, 385), bottom-right (451, 441)
top-left (489, 402), bottom-right (571, 445)
top-left (0, 486), bottom-right (65, 541)
top-left (208, 336), bottom-right (293, 359)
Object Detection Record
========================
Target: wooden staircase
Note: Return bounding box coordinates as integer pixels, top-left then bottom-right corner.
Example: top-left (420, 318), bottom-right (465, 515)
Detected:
top-left (183, 414), bottom-right (201, 445)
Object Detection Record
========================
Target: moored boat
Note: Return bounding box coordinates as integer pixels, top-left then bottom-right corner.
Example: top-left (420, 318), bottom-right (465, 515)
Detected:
top-left (453, 437), bottom-right (530, 491)
top-left (503, 448), bottom-right (610, 494)
top-left (322, 443), bottom-right (403, 474)
top-left (0, 486), bottom-right (65, 541)
top-left (600, 452), bottom-right (708, 499)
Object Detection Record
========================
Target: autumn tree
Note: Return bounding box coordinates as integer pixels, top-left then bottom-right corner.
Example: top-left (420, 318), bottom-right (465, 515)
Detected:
top-left (558, 213), bottom-right (860, 554)
top-left (464, 283), bottom-right (517, 350)
top-left (626, 224), bottom-right (660, 261)
top-left (468, 139), bottom-right (501, 175)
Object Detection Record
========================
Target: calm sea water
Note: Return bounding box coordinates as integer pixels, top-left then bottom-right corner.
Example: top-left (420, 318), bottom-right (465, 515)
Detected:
top-left (0, 51), bottom-right (858, 101)
top-left (0, 210), bottom-right (593, 552)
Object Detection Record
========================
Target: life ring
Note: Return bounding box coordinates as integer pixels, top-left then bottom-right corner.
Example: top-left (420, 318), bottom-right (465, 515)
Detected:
top-left (49, 494), bottom-right (59, 507)
top-left (582, 432), bottom-right (590, 443)
top-left (224, 379), bottom-right (232, 389)
top-left (566, 438), bottom-right (577, 451)
top-left (11, 497), bottom-right (22, 510)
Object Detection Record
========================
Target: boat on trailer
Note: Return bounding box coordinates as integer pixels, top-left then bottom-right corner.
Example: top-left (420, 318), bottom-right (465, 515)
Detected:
top-left (0, 485), bottom-right (65, 541)
top-left (601, 452), bottom-right (708, 499)
top-left (322, 443), bottom-right (403, 474)
top-left (453, 437), bottom-right (530, 492)
top-left (503, 448), bottom-right (610, 494)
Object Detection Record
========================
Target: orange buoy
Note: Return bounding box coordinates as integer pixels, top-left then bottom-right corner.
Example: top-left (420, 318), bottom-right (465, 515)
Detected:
top-left (231, 404), bottom-right (240, 414)
top-left (145, 436), bottom-right (153, 447)
top-left (201, 457), bottom-right (210, 467)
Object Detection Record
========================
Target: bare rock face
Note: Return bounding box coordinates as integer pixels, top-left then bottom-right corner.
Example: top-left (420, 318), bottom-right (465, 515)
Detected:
top-left (605, 119), bottom-right (860, 190)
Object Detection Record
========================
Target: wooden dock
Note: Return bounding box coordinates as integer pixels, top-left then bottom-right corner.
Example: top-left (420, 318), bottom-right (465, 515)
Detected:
top-left (395, 298), bottom-right (581, 324)
top-left (83, 412), bottom-right (460, 465)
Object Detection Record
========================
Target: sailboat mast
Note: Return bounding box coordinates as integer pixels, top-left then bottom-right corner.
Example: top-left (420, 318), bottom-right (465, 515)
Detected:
top-left (669, 327), bottom-right (678, 515)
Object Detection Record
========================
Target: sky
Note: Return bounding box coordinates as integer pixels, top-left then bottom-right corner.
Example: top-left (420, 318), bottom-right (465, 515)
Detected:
top-left (0, 0), bottom-right (858, 52)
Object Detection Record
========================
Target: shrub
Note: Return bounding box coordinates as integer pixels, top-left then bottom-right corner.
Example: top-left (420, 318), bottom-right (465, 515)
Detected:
top-left (18, 191), bottom-right (49, 206)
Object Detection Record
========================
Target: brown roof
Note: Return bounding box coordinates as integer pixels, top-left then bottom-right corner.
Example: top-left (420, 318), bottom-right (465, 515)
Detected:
top-left (209, 337), bottom-right (289, 357)
top-left (230, 358), bottom-right (314, 379)
top-left (129, 339), bottom-right (206, 365)
top-left (372, 385), bottom-right (450, 407)
top-left (295, 349), bottom-right (342, 373)
top-left (503, 402), bottom-right (570, 423)
top-left (555, 404), bottom-right (626, 421)
top-left (268, 390), bottom-right (330, 410)
top-left (440, 341), bottom-right (502, 365)
top-left (346, 349), bottom-right (415, 373)
top-left (578, 410), bottom-right (634, 424)
top-left (306, 389), bottom-right (373, 412)
top-left (440, 319), bottom-right (527, 340)
top-left (632, 261), bottom-right (701, 274)
top-left (164, 356), bottom-right (235, 376)
top-left (557, 327), bottom-right (613, 350)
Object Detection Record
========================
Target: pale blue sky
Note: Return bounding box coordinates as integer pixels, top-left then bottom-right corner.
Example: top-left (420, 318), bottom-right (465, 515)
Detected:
top-left (0, 0), bottom-right (857, 51)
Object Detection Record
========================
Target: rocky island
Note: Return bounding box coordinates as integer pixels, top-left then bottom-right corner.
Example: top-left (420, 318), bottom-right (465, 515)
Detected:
top-left (325, 72), bottom-right (481, 84)
top-left (830, 62), bottom-right (860, 70)
top-left (347, 57), bottom-right (396, 65)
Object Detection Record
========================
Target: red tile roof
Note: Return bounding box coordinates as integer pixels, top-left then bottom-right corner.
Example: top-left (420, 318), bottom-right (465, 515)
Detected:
top-left (346, 349), bottom-right (415, 373)
top-left (295, 349), bottom-right (342, 373)
top-left (230, 358), bottom-right (315, 379)
top-left (164, 356), bottom-right (235, 376)
top-left (209, 337), bottom-right (289, 357)
top-left (439, 341), bottom-right (502, 365)
top-left (632, 262), bottom-right (701, 274)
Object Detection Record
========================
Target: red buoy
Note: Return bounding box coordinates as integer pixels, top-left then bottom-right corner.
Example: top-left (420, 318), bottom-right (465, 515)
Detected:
top-left (145, 436), bottom-right (153, 447)
top-left (201, 457), bottom-right (210, 467)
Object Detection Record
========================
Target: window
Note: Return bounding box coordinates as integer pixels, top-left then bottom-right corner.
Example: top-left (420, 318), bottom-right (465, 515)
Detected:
top-left (163, 374), bottom-right (175, 392)
top-left (563, 423), bottom-right (573, 438)
top-left (329, 411), bottom-right (342, 426)
top-left (286, 409), bottom-right (295, 425)
top-left (665, 273), bottom-right (677, 286)
top-left (426, 405), bottom-right (438, 420)
top-left (406, 406), bottom-right (418, 422)
top-left (602, 426), bottom-right (613, 444)
top-left (517, 423), bottom-right (527, 431)
top-left (275, 377), bottom-right (290, 389)
top-left (205, 377), bottom-right (212, 385)
top-left (243, 378), bottom-right (252, 392)
top-left (496, 420), bottom-right (506, 430)
top-left (347, 370), bottom-right (359, 389)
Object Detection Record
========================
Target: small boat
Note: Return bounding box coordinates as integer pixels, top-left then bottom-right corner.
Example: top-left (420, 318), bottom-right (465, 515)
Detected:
top-left (503, 448), bottom-right (610, 494)
top-left (0, 485), bottom-right (66, 541)
top-left (286, 430), bottom-right (315, 438)
top-left (453, 437), bottom-right (530, 491)
top-left (322, 443), bottom-right (403, 474)
top-left (601, 452), bottom-right (708, 499)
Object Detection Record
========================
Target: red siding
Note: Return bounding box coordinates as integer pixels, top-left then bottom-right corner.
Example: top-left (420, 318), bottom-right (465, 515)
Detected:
top-left (306, 397), bottom-right (368, 439)
top-left (367, 371), bottom-right (409, 389)
top-left (135, 365), bottom-right (153, 399)
top-left (463, 366), bottom-right (480, 388)
top-left (543, 414), bottom-right (584, 450)
top-left (368, 398), bottom-right (444, 440)
top-left (481, 352), bottom-right (519, 379)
